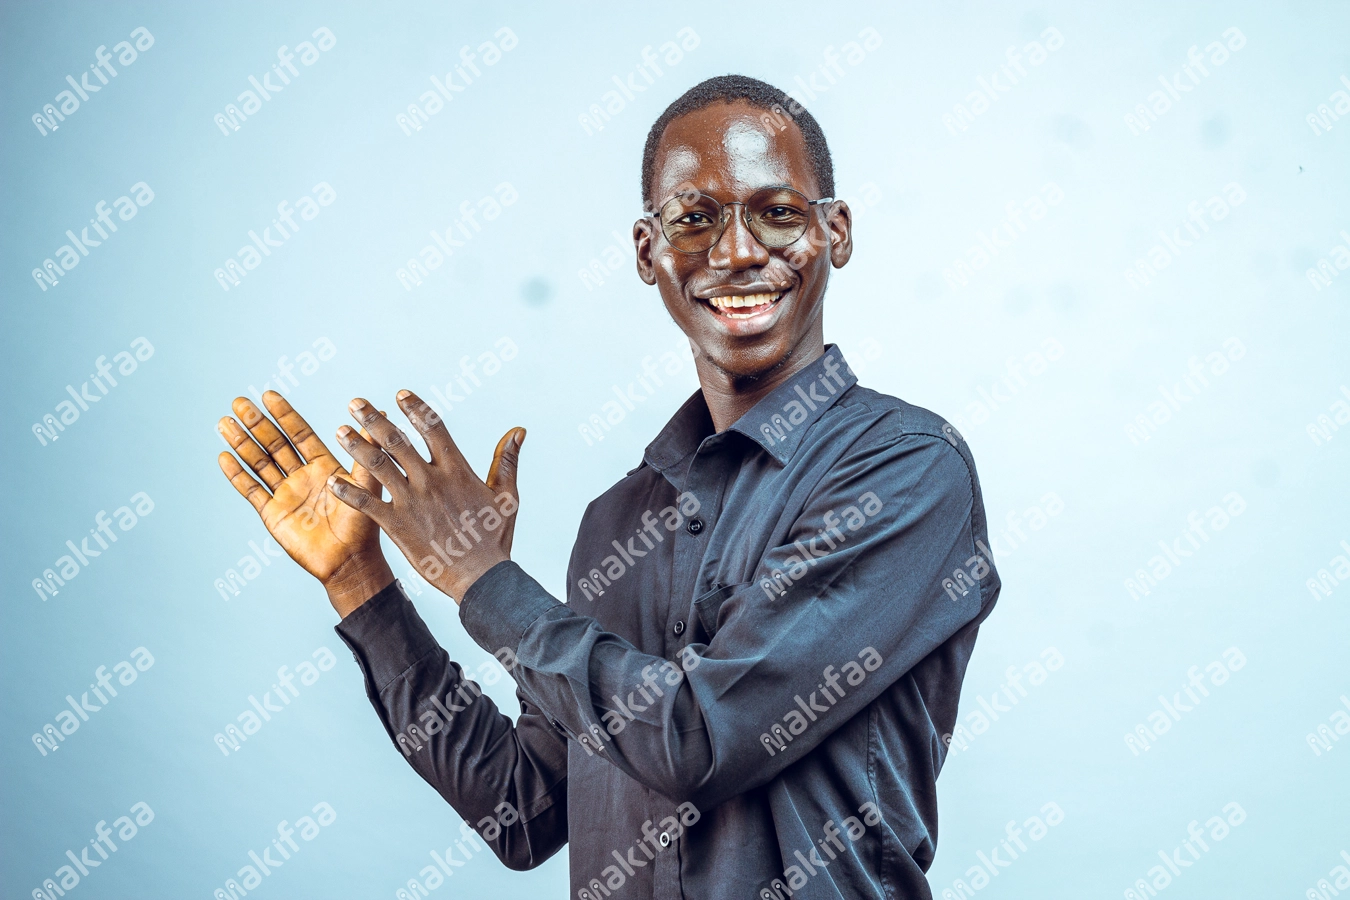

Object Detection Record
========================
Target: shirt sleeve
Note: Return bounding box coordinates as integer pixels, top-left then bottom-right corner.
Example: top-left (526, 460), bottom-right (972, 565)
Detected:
top-left (335, 579), bottom-right (569, 871)
top-left (458, 430), bottom-right (997, 812)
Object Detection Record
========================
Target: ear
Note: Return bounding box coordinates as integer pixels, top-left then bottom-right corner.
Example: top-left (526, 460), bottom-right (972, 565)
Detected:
top-left (826, 200), bottom-right (853, 268)
top-left (634, 217), bottom-right (658, 285)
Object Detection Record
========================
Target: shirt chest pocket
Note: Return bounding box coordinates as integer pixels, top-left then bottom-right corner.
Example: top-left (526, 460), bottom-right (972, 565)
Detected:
top-left (690, 582), bottom-right (748, 643)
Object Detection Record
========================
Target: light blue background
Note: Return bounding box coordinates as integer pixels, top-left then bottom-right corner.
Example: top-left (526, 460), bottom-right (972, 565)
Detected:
top-left (2, 2), bottom-right (1347, 897)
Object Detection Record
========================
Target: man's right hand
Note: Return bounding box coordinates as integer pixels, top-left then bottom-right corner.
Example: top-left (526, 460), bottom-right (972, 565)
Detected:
top-left (217, 391), bottom-right (394, 617)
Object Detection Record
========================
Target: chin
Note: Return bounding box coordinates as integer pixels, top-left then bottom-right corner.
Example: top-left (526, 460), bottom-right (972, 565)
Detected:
top-left (698, 333), bottom-right (799, 381)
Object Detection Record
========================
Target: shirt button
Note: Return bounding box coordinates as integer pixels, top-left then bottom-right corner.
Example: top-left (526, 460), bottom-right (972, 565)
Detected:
top-left (686, 518), bottom-right (704, 535)
top-left (673, 620), bottom-right (685, 636)
top-left (659, 832), bottom-right (671, 847)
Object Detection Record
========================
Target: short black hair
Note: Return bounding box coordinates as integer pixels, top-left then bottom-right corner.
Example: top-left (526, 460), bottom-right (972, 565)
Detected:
top-left (641, 74), bottom-right (835, 209)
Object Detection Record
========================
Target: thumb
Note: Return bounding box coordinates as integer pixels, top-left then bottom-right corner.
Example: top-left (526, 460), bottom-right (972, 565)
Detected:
top-left (486, 427), bottom-right (525, 496)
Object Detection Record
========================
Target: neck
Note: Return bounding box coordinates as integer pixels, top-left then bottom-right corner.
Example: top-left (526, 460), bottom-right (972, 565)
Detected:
top-left (695, 335), bottom-right (825, 433)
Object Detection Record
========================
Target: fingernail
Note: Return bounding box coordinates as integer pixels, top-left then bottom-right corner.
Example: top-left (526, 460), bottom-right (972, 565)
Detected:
top-left (396, 389), bottom-right (412, 401)
top-left (326, 475), bottom-right (338, 487)
top-left (337, 425), bottom-right (353, 438)
top-left (349, 398), bottom-right (366, 412)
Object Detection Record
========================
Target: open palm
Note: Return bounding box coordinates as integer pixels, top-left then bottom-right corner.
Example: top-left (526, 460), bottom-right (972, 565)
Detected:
top-left (217, 392), bottom-right (382, 584)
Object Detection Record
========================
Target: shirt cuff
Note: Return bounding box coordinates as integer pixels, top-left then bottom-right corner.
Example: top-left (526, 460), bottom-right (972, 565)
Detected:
top-left (459, 561), bottom-right (563, 657)
top-left (334, 579), bottom-right (440, 693)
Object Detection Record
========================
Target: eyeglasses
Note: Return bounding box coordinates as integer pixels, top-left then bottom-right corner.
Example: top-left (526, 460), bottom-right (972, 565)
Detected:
top-left (649, 186), bottom-right (833, 254)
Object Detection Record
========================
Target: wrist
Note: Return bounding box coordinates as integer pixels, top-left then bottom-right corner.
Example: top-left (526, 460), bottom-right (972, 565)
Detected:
top-left (446, 552), bottom-right (510, 605)
top-left (324, 552), bottom-right (395, 618)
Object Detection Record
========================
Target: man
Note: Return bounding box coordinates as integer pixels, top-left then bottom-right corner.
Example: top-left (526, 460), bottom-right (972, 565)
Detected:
top-left (216, 75), bottom-right (1000, 899)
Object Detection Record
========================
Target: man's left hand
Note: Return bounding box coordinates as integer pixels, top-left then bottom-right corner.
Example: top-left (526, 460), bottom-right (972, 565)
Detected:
top-left (326, 389), bottom-right (524, 603)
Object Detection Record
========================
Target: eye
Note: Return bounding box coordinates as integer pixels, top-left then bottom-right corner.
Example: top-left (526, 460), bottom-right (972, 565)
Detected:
top-left (760, 205), bottom-right (803, 221)
top-left (675, 212), bottom-right (715, 227)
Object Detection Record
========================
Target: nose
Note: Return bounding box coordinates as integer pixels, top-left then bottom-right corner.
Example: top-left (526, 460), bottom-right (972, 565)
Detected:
top-left (707, 202), bottom-right (770, 271)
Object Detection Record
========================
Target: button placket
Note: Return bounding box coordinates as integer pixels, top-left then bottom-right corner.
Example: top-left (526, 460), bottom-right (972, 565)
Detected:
top-left (671, 447), bottom-right (726, 657)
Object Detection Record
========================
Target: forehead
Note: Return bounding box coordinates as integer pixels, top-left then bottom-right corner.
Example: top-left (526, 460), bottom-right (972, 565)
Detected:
top-left (652, 100), bottom-right (819, 204)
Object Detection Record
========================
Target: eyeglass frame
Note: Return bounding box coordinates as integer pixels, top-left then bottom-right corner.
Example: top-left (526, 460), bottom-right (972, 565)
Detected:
top-left (643, 185), bottom-right (835, 255)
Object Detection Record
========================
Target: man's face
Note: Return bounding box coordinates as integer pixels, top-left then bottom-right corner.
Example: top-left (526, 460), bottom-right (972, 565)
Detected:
top-left (635, 100), bottom-right (852, 382)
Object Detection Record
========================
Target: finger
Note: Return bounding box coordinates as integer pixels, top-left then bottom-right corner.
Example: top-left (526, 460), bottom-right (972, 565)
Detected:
top-left (349, 426), bottom-right (385, 497)
top-left (327, 472), bottom-right (391, 522)
top-left (232, 396), bottom-right (304, 475)
top-left (261, 391), bottom-right (334, 466)
top-left (486, 427), bottom-right (525, 495)
top-left (395, 390), bottom-right (469, 468)
top-left (218, 415), bottom-right (286, 490)
top-left (335, 423), bottom-right (406, 494)
top-left (218, 450), bottom-right (271, 513)
top-left (348, 397), bottom-right (426, 473)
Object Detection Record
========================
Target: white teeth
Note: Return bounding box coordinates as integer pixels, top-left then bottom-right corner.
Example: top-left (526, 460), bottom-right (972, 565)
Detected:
top-left (707, 291), bottom-right (782, 312)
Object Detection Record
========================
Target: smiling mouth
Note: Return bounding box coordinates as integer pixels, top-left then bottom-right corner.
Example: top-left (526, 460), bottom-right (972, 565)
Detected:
top-left (702, 291), bottom-right (784, 319)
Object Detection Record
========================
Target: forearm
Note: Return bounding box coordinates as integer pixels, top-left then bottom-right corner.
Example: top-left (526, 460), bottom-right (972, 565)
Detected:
top-left (337, 579), bottom-right (569, 869)
top-left (461, 562), bottom-right (722, 804)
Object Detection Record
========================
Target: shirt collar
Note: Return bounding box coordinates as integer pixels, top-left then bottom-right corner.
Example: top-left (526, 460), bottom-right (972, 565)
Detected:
top-left (643, 344), bottom-right (858, 472)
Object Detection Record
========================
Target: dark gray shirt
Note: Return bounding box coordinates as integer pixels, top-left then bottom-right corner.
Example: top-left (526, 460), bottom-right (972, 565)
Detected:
top-left (336, 346), bottom-right (1000, 900)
